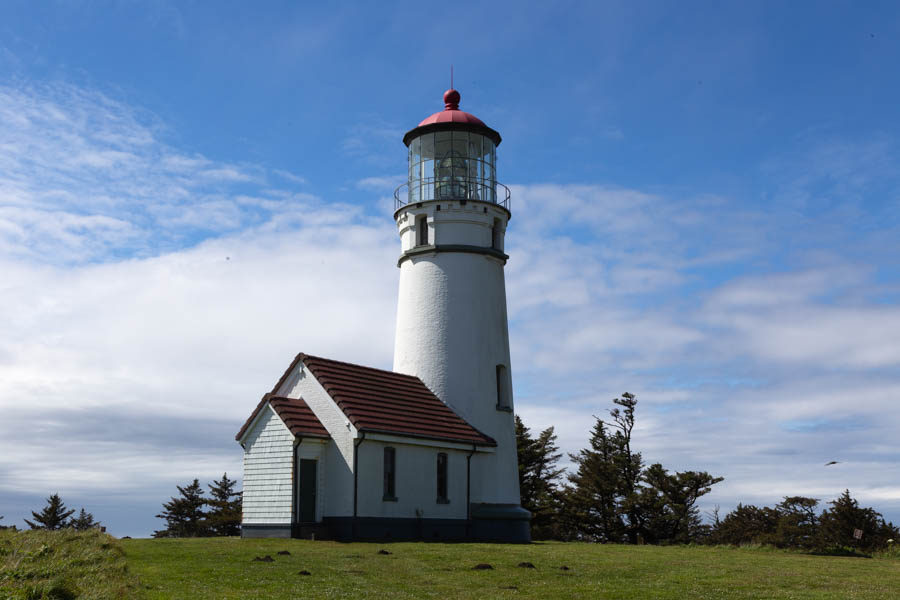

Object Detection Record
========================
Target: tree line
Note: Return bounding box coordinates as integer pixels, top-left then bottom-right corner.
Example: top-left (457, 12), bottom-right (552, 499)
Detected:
top-left (153, 473), bottom-right (241, 538)
top-left (517, 393), bottom-right (899, 552)
top-left (6, 473), bottom-right (241, 538)
top-left (2, 493), bottom-right (101, 532)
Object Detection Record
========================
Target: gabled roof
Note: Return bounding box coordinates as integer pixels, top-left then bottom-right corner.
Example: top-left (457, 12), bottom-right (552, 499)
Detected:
top-left (269, 396), bottom-right (330, 439)
top-left (235, 394), bottom-right (330, 442)
top-left (272, 353), bottom-right (496, 447)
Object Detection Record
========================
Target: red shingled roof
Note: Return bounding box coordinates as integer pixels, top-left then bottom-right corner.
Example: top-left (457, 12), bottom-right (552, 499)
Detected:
top-left (235, 394), bottom-right (330, 442)
top-left (269, 396), bottom-right (330, 438)
top-left (272, 353), bottom-right (496, 447)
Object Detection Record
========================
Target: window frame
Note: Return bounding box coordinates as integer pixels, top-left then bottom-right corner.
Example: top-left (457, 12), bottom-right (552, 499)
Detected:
top-left (496, 364), bottom-right (511, 411)
top-left (415, 214), bottom-right (428, 247)
top-left (492, 218), bottom-right (503, 251)
top-left (436, 452), bottom-right (449, 504)
top-left (383, 446), bottom-right (397, 501)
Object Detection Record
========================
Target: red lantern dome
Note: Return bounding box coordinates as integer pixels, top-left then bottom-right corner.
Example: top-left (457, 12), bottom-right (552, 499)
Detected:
top-left (403, 89), bottom-right (501, 147)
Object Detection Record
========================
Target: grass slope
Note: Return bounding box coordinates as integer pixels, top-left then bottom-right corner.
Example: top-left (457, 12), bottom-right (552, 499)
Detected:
top-left (124, 537), bottom-right (900, 599)
top-left (0, 528), bottom-right (141, 600)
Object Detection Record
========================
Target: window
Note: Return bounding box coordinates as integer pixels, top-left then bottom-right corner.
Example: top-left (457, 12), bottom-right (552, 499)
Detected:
top-left (496, 364), bottom-right (511, 411)
top-left (383, 446), bottom-right (396, 501)
top-left (492, 218), bottom-right (502, 251)
top-left (436, 453), bottom-right (449, 503)
top-left (416, 215), bottom-right (428, 246)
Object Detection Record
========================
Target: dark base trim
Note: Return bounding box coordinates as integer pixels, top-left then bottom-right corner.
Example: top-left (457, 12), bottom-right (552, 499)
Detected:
top-left (324, 517), bottom-right (469, 542)
top-left (243, 505), bottom-right (531, 543)
top-left (469, 504), bottom-right (531, 543)
top-left (324, 512), bottom-right (530, 543)
top-left (292, 522), bottom-right (330, 540)
top-left (241, 524), bottom-right (292, 539)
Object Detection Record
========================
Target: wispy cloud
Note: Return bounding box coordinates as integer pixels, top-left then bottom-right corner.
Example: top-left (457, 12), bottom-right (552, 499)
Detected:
top-left (341, 120), bottom-right (405, 167)
top-left (356, 175), bottom-right (405, 191)
top-left (0, 83), bottom-right (307, 264)
top-left (272, 169), bottom-right (307, 185)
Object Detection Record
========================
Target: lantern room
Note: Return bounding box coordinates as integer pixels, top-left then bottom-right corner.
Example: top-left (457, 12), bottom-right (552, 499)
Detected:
top-left (396, 89), bottom-right (509, 210)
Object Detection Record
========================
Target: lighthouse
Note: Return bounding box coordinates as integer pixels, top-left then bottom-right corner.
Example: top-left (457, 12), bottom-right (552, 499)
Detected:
top-left (393, 88), bottom-right (530, 541)
top-left (237, 88), bottom-right (528, 543)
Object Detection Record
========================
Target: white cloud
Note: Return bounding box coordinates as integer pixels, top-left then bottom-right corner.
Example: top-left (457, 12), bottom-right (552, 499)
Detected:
top-left (272, 169), bottom-right (307, 185)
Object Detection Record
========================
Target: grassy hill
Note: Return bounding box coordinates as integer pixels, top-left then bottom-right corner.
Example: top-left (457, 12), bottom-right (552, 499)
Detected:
top-left (3, 530), bottom-right (899, 599)
top-left (0, 528), bottom-right (141, 599)
top-left (123, 536), bottom-right (900, 600)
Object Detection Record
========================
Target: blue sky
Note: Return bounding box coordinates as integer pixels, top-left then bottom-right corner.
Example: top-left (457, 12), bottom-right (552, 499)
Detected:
top-left (1, 1), bottom-right (899, 537)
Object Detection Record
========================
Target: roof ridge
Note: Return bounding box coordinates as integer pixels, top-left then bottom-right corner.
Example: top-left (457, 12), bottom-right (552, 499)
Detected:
top-left (259, 352), bottom-right (495, 447)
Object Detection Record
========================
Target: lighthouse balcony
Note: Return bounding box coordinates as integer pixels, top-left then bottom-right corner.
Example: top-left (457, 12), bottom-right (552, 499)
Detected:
top-left (394, 178), bottom-right (510, 213)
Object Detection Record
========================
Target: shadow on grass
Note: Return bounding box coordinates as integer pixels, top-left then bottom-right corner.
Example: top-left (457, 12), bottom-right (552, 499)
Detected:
top-left (808, 546), bottom-right (872, 559)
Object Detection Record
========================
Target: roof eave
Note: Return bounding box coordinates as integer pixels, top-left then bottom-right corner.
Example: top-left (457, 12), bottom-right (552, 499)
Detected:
top-left (235, 393), bottom-right (274, 443)
top-left (357, 426), bottom-right (496, 448)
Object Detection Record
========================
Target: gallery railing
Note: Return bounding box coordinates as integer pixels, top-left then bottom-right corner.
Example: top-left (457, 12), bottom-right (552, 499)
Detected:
top-left (394, 178), bottom-right (511, 212)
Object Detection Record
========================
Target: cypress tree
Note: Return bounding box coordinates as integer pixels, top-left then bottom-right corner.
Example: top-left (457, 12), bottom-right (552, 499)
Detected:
top-left (515, 416), bottom-right (564, 539)
top-left (206, 473), bottom-right (242, 536)
top-left (817, 489), bottom-right (900, 552)
top-left (69, 508), bottom-right (100, 531)
top-left (564, 417), bottom-right (628, 542)
top-left (24, 494), bottom-right (75, 530)
top-left (154, 479), bottom-right (207, 538)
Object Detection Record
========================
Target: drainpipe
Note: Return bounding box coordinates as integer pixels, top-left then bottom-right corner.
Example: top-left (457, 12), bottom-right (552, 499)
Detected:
top-left (352, 432), bottom-right (366, 539)
top-left (293, 437), bottom-right (302, 537)
top-left (466, 444), bottom-right (476, 538)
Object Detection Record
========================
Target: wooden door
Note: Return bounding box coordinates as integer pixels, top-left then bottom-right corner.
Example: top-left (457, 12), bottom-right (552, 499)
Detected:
top-left (297, 459), bottom-right (317, 523)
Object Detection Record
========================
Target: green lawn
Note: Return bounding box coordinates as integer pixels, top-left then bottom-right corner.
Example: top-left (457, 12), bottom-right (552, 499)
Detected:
top-left (3, 530), bottom-right (898, 599)
top-left (122, 537), bottom-right (900, 600)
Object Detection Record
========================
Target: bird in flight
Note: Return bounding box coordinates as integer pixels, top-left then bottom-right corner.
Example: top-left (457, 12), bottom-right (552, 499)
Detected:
top-left (825, 461), bottom-right (840, 466)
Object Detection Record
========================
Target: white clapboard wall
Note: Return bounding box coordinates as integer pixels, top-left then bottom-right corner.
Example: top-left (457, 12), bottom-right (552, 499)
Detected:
top-left (241, 405), bottom-right (293, 525)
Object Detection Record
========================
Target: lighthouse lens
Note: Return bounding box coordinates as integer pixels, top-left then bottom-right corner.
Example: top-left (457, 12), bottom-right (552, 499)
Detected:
top-left (405, 130), bottom-right (497, 204)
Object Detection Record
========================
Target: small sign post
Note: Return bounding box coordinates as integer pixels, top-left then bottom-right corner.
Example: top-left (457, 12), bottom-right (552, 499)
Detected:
top-left (853, 528), bottom-right (863, 540)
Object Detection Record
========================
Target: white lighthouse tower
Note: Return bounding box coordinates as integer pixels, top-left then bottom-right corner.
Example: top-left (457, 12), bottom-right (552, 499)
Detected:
top-left (393, 88), bottom-right (530, 542)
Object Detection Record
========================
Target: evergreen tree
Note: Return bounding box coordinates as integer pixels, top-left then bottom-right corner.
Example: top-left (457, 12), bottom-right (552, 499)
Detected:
top-left (817, 489), bottom-right (899, 552)
top-left (206, 473), bottom-right (242, 537)
top-left (565, 393), bottom-right (644, 543)
top-left (565, 393), bottom-right (723, 544)
top-left (639, 464), bottom-right (724, 543)
top-left (515, 416), bottom-right (564, 539)
top-left (605, 393), bottom-right (646, 543)
top-left (24, 494), bottom-right (75, 530)
top-left (706, 503), bottom-right (780, 545)
top-left (154, 479), bottom-right (207, 538)
top-left (69, 508), bottom-right (100, 531)
top-left (565, 417), bottom-right (629, 542)
top-left (773, 496), bottom-right (819, 549)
